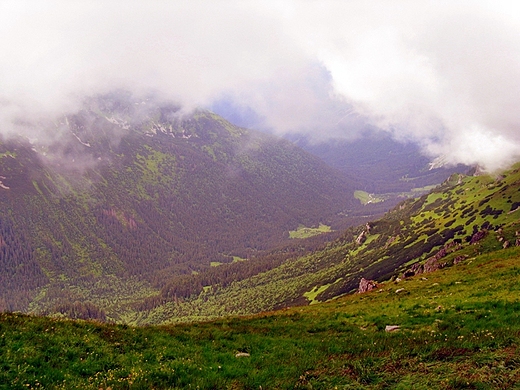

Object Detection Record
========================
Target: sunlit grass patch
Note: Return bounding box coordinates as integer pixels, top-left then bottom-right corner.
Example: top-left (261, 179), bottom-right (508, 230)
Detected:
top-left (289, 223), bottom-right (332, 239)
top-left (354, 190), bottom-right (385, 205)
top-left (303, 283), bottom-right (331, 304)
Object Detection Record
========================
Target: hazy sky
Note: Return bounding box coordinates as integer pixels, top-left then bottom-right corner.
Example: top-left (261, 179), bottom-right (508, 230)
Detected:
top-left (2, 1), bottom-right (520, 171)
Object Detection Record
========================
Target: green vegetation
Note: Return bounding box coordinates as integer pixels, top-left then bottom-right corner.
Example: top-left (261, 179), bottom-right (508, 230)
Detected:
top-left (136, 164), bottom-right (520, 325)
top-left (411, 184), bottom-right (438, 193)
top-left (302, 282), bottom-right (331, 304)
top-left (288, 223), bottom-right (332, 239)
top-left (2, 92), bottom-right (520, 387)
top-left (355, 185), bottom-right (439, 207)
top-left (2, 247), bottom-right (520, 388)
top-left (5, 92), bottom-right (520, 347)
top-left (354, 190), bottom-right (384, 205)
top-left (0, 97), bottom-right (359, 318)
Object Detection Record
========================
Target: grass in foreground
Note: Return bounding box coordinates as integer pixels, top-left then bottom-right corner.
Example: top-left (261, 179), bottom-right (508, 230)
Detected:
top-left (2, 248), bottom-right (520, 389)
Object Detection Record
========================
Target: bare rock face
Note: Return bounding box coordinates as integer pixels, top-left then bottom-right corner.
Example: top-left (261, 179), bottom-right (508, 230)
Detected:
top-left (470, 229), bottom-right (487, 244)
top-left (423, 256), bottom-right (447, 273)
top-left (453, 255), bottom-right (468, 264)
top-left (355, 223), bottom-right (372, 245)
top-left (404, 242), bottom-right (461, 277)
top-left (356, 230), bottom-right (367, 245)
top-left (358, 278), bottom-right (377, 293)
top-left (403, 263), bottom-right (422, 278)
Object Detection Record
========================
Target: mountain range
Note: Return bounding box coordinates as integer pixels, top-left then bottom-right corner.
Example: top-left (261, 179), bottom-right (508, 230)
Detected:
top-left (3, 92), bottom-right (520, 387)
top-left (292, 132), bottom-right (467, 194)
top-left (129, 163), bottom-right (520, 324)
top-left (0, 92), bottom-right (369, 314)
top-left (3, 91), bottom-right (513, 326)
top-left (2, 160), bottom-right (520, 387)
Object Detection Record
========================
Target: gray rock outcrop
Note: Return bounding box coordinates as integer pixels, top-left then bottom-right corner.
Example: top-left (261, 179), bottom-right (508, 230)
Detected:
top-left (358, 278), bottom-right (377, 293)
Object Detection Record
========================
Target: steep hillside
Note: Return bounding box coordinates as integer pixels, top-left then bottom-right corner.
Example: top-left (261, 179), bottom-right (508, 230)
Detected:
top-left (0, 92), bottom-right (360, 314)
top-left (2, 246), bottom-right (520, 388)
top-left (293, 132), bottom-right (467, 194)
top-left (135, 163), bottom-right (520, 324)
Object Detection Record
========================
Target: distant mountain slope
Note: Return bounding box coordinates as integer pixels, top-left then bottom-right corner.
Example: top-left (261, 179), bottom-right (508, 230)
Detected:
top-left (136, 163), bottom-right (520, 324)
top-left (0, 92), bottom-right (360, 313)
top-left (292, 132), bottom-right (467, 194)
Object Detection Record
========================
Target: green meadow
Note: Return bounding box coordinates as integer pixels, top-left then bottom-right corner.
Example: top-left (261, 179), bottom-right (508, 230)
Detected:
top-left (289, 224), bottom-right (332, 239)
top-left (2, 246), bottom-right (520, 389)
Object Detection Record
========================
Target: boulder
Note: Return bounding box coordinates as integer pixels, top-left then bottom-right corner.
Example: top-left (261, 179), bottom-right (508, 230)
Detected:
top-left (355, 230), bottom-right (366, 245)
top-left (423, 257), bottom-right (447, 273)
top-left (404, 241), bottom-right (462, 277)
top-left (403, 262), bottom-right (423, 277)
top-left (453, 255), bottom-right (468, 264)
top-left (358, 278), bottom-right (377, 293)
top-left (470, 229), bottom-right (487, 244)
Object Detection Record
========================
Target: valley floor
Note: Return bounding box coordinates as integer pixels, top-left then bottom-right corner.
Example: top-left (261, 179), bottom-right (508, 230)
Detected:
top-left (2, 246), bottom-right (520, 389)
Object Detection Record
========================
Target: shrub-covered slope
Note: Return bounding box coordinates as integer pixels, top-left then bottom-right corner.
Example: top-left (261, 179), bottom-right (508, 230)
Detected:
top-left (2, 245), bottom-right (520, 388)
top-left (0, 92), bottom-right (359, 315)
top-left (138, 164), bottom-right (520, 324)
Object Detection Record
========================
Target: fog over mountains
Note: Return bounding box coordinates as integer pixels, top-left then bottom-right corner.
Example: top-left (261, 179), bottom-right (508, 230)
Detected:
top-left (2, 1), bottom-right (520, 171)
top-left (0, 93), bottom-right (372, 314)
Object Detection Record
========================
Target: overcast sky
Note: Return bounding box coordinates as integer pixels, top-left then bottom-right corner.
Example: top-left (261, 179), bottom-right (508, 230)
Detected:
top-left (2, 1), bottom-right (520, 171)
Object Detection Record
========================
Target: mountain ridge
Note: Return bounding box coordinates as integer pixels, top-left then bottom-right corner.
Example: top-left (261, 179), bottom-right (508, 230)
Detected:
top-left (0, 93), bottom-right (365, 315)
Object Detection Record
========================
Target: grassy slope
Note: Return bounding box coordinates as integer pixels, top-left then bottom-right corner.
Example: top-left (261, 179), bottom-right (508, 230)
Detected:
top-left (288, 224), bottom-right (332, 239)
top-left (134, 165), bottom-right (520, 324)
top-left (2, 246), bottom-right (520, 389)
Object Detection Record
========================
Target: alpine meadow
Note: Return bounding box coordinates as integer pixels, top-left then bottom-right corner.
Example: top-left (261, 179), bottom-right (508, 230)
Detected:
top-left (3, 1), bottom-right (520, 389)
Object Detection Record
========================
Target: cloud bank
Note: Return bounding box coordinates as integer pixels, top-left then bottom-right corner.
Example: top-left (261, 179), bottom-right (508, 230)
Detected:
top-left (2, 1), bottom-right (520, 170)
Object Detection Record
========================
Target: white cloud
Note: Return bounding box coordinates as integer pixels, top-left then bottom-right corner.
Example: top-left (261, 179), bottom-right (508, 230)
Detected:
top-left (1, 1), bottom-right (520, 170)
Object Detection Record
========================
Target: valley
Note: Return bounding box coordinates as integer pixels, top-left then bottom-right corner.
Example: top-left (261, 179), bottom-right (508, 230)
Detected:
top-left (0, 93), bottom-right (375, 318)
top-left (128, 163), bottom-right (520, 325)
top-left (1, 96), bottom-right (520, 387)
top-left (4, 2), bottom-right (520, 388)
top-left (1, 93), bottom-right (519, 327)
